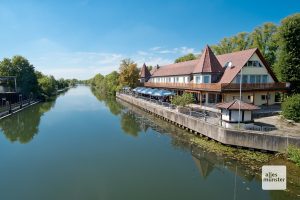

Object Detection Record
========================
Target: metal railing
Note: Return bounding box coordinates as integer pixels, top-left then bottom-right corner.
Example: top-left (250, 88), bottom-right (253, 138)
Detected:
top-left (144, 82), bottom-right (289, 91)
top-left (0, 99), bottom-right (36, 118)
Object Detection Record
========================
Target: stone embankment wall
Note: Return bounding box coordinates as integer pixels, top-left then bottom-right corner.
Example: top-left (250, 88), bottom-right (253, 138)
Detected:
top-left (116, 93), bottom-right (300, 152)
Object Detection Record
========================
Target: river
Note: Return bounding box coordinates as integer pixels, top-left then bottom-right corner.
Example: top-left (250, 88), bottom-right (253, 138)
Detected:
top-left (0, 86), bottom-right (299, 200)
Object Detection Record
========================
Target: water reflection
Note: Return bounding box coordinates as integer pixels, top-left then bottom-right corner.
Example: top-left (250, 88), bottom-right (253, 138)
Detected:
top-left (114, 96), bottom-right (300, 200)
top-left (0, 100), bottom-right (55, 143)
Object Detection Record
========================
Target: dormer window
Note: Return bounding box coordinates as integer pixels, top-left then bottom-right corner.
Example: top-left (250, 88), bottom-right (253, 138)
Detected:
top-left (224, 61), bottom-right (232, 68)
top-left (244, 60), bottom-right (263, 67)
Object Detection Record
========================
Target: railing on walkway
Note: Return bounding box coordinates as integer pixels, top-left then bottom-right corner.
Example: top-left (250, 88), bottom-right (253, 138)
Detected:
top-left (144, 82), bottom-right (289, 92)
top-left (244, 124), bottom-right (277, 132)
top-left (119, 92), bottom-right (211, 122)
top-left (0, 99), bottom-right (37, 118)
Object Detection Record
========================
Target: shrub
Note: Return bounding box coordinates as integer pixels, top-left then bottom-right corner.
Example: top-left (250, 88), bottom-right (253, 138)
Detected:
top-left (282, 94), bottom-right (300, 122)
top-left (171, 93), bottom-right (194, 107)
top-left (287, 145), bottom-right (300, 166)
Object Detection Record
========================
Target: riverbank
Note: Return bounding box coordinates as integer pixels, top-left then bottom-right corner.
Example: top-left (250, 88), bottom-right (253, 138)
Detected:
top-left (116, 95), bottom-right (300, 198)
top-left (116, 93), bottom-right (300, 152)
top-left (0, 100), bottom-right (40, 120)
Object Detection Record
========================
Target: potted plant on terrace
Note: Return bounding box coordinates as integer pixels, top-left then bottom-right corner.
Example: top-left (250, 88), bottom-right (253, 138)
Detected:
top-left (171, 93), bottom-right (194, 113)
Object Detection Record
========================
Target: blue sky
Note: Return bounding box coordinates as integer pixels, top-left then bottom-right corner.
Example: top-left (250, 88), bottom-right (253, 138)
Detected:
top-left (0, 0), bottom-right (299, 79)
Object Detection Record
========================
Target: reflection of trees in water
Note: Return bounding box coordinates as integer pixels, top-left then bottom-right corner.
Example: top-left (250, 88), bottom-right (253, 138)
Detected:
top-left (91, 88), bottom-right (123, 116)
top-left (120, 111), bottom-right (141, 137)
top-left (0, 101), bottom-right (55, 143)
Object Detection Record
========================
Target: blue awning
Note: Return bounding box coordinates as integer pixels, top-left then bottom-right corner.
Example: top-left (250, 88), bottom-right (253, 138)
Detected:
top-left (132, 87), bottom-right (141, 92)
top-left (152, 89), bottom-right (175, 97)
top-left (140, 88), bottom-right (152, 94)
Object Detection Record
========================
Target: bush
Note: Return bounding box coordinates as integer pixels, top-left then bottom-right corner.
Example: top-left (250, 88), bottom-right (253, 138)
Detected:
top-left (282, 94), bottom-right (300, 122)
top-left (287, 145), bottom-right (300, 166)
top-left (171, 93), bottom-right (194, 107)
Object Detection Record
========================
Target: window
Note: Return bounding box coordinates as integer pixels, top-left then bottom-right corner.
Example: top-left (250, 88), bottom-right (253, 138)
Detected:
top-left (250, 75), bottom-right (256, 83)
top-left (262, 75), bottom-right (268, 83)
top-left (248, 95), bottom-right (251, 100)
top-left (256, 75), bottom-right (261, 83)
top-left (176, 77), bottom-right (179, 82)
top-left (195, 76), bottom-right (201, 83)
top-left (253, 61), bottom-right (257, 67)
top-left (261, 95), bottom-right (266, 100)
top-left (242, 75), bottom-right (248, 83)
top-left (247, 61), bottom-right (253, 66)
top-left (236, 75), bottom-right (241, 83)
top-left (204, 76), bottom-right (210, 83)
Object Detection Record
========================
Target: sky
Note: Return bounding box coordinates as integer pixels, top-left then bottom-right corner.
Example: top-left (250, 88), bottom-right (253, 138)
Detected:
top-left (0, 0), bottom-right (299, 80)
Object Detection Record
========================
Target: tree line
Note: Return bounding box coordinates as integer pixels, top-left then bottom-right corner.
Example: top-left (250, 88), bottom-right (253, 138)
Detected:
top-left (175, 13), bottom-right (300, 94)
top-left (0, 55), bottom-right (79, 100)
top-left (88, 58), bottom-right (140, 94)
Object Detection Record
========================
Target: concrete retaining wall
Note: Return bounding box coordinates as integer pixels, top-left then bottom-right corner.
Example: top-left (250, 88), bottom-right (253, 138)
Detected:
top-left (116, 93), bottom-right (300, 152)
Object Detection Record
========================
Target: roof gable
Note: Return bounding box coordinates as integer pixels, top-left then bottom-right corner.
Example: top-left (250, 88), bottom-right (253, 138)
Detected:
top-left (218, 48), bottom-right (278, 83)
top-left (193, 45), bottom-right (223, 73)
top-left (140, 63), bottom-right (151, 78)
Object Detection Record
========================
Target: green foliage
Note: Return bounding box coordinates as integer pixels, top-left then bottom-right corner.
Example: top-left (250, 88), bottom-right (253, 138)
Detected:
top-left (38, 75), bottom-right (57, 97)
top-left (250, 23), bottom-right (278, 66)
top-left (0, 56), bottom-right (38, 96)
top-left (171, 93), bottom-right (194, 107)
top-left (287, 145), bottom-right (300, 166)
top-left (90, 71), bottom-right (120, 94)
top-left (211, 23), bottom-right (278, 67)
top-left (119, 59), bottom-right (139, 88)
top-left (175, 53), bottom-right (197, 63)
top-left (282, 94), bottom-right (300, 122)
top-left (274, 13), bottom-right (300, 93)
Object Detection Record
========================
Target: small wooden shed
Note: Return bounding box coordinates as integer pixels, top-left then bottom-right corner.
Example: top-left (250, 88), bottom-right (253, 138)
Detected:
top-left (216, 99), bottom-right (260, 128)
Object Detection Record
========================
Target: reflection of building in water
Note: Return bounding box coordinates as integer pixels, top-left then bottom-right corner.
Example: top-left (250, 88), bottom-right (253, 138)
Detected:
top-left (192, 156), bottom-right (214, 179)
top-left (0, 100), bottom-right (55, 143)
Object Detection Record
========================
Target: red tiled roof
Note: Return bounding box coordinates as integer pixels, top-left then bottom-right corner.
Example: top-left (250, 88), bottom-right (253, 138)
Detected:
top-left (216, 99), bottom-right (260, 110)
top-left (151, 59), bottom-right (198, 77)
top-left (140, 63), bottom-right (151, 78)
top-left (148, 46), bottom-right (278, 83)
top-left (217, 48), bottom-right (257, 83)
top-left (193, 45), bottom-right (223, 73)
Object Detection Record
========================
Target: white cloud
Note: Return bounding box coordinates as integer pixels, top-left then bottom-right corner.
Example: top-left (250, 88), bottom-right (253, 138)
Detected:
top-left (9, 38), bottom-right (198, 80)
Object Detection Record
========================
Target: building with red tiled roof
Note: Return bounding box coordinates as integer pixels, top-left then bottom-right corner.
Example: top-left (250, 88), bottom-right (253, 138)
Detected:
top-left (141, 45), bottom-right (289, 106)
top-left (139, 63), bottom-right (151, 83)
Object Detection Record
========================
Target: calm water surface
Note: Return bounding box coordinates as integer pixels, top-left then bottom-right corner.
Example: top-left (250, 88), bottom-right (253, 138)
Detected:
top-left (0, 86), bottom-right (298, 200)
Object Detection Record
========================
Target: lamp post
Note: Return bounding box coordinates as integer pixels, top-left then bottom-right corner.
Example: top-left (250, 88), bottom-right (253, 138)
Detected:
top-left (238, 68), bottom-right (243, 129)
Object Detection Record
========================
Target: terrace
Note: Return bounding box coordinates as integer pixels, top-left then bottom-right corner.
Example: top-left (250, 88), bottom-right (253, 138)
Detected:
top-left (144, 82), bottom-right (289, 92)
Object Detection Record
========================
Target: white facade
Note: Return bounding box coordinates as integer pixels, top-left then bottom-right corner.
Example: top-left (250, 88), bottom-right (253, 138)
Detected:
top-left (149, 76), bottom-right (190, 83)
top-left (232, 53), bottom-right (275, 84)
top-left (193, 74), bottom-right (211, 84)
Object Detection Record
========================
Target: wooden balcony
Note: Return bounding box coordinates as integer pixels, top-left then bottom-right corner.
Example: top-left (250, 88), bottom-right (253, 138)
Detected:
top-left (221, 82), bottom-right (289, 91)
top-left (144, 82), bottom-right (289, 92)
top-left (144, 82), bottom-right (222, 91)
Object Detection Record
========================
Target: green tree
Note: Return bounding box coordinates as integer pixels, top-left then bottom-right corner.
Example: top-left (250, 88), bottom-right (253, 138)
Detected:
top-left (119, 59), bottom-right (139, 88)
top-left (282, 94), bottom-right (300, 122)
top-left (171, 93), bottom-right (194, 107)
top-left (0, 56), bottom-right (38, 96)
top-left (250, 23), bottom-right (278, 66)
top-left (38, 75), bottom-right (57, 97)
top-left (275, 14), bottom-right (300, 93)
top-left (175, 53), bottom-right (197, 63)
top-left (104, 71), bottom-right (120, 94)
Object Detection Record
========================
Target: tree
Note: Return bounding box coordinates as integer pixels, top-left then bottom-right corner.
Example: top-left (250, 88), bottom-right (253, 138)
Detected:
top-left (250, 23), bottom-right (278, 66)
top-left (0, 56), bottom-right (38, 96)
top-left (119, 59), bottom-right (139, 88)
top-left (175, 53), bottom-right (197, 63)
top-left (104, 71), bottom-right (120, 94)
top-left (171, 93), bottom-right (194, 107)
top-left (282, 94), bottom-right (300, 122)
top-left (275, 14), bottom-right (300, 93)
top-left (38, 75), bottom-right (57, 97)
